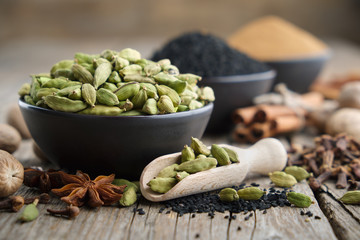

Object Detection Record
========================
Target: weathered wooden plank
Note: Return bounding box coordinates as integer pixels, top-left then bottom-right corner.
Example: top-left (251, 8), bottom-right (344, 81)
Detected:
top-left (227, 211), bottom-right (255, 240)
top-left (173, 212), bottom-right (190, 240)
top-left (316, 185), bottom-right (360, 240)
top-left (148, 202), bottom-right (178, 240)
top-left (209, 212), bottom-right (230, 240)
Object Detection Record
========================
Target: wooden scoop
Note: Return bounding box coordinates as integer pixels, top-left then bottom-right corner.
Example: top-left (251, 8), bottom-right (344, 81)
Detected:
top-left (140, 138), bottom-right (287, 202)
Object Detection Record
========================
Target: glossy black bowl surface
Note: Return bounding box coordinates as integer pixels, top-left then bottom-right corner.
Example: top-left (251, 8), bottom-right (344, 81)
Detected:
top-left (200, 70), bottom-right (275, 133)
top-left (19, 100), bottom-right (213, 179)
top-left (265, 51), bottom-right (331, 93)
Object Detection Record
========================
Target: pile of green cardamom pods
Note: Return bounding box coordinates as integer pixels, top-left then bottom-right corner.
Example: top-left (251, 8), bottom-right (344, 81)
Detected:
top-left (18, 48), bottom-right (215, 116)
top-left (147, 137), bottom-right (239, 194)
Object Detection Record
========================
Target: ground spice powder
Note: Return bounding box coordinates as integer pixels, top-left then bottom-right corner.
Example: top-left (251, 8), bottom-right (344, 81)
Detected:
top-left (228, 16), bottom-right (328, 61)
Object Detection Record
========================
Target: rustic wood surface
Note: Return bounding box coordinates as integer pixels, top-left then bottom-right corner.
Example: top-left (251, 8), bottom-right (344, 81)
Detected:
top-left (0, 39), bottom-right (360, 240)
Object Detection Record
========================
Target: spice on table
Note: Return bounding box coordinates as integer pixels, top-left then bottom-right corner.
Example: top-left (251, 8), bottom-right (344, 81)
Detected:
top-left (339, 190), bottom-right (360, 205)
top-left (0, 196), bottom-right (24, 212)
top-left (288, 134), bottom-right (360, 191)
top-left (24, 193), bottom-right (51, 205)
top-left (0, 150), bottom-right (24, 198)
top-left (18, 198), bottom-right (39, 222)
top-left (47, 205), bottom-right (80, 219)
top-left (228, 16), bottom-right (328, 61)
top-left (23, 168), bottom-right (65, 193)
top-left (51, 171), bottom-right (126, 207)
top-left (0, 123), bottom-right (22, 153)
top-left (151, 32), bottom-right (270, 77)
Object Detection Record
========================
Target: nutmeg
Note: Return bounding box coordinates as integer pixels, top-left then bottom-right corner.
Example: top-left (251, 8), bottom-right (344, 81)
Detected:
top-left (0, 150), bottom-right (24, 197)
top-left (0, 123), bottom-right (22, 153)
top-left (6, 103), bottom-right (31, 139)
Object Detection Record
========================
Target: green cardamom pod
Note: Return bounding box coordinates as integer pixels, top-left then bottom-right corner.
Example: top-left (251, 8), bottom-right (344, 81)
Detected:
top-left (113, 56), bottom-right (130, 71)
top-left (82, 83), bottom-right (97, 107)
top-left (140, 83), bottom-right (158, 100)
top-left (74, 52), bottom-right (99, 65)
top-left (96, 88), bottom-right (119, 106)
top-left (144, 63), bottom-right (161, 76)
top-left (181, 145), bottom-right (196, 163)
top-left (24, 95), bottom-right (35, 105)
top-left (18, 199), bottom-right (39, 222)
top-left (177, 73), bottom-right (202, 86)
top-left (79, 105), bottom-right (122, 116)
top-left (102, 82), bottom-right (118, 92)
top-left (286, 192), bottom-right (313, 207)
top-left (36, 99), bottom-right (47, 108)
top-left (153, 72), bottom-right (178, 85)
top-left (113, 178), bottom-right (139, 192)
top-left (131, 88), bottom-right (148, 109)
top-left (93, 58), bottom-right (110, 68)
top-left (157, 163), bottom-right (179, 178)
top-left (135, 58), bottom-right (151, 68)
top-left (237, 187), bottom-right (265, 200)
top-left (157, 95), bottom-right (175, 114)
top-left (118, 99), bottom-right (134, 111)
top-left (44, 95), bottom-right (87, 112)
top-left (157, 59), bottom-right (171, 69)
top-left (189, 100), bottom-right (204, 110)
top-left (175, 171), bottom-right (190, 181)
top-left (162, 65), bottom-right (179, 76)
top-left (118, 48), bottom-right (141, 62)
top-left (177, 105), bottom-right (189, 112)
top-left (119, 186), bottom-right (137, 207)
top-left (94, 61), bottom-right (112, 89)
top-left (119, 110), bottom-right (143, 116)
top-left (180, 95), bottom-right (193, 106)
top-left (339, 190), bottom-right (360, 205)
top-left (180, 89), bottom-right (198, 99)
top-left (114, 82), bottom-right (140, 101)
top-left (147, 177), bottom-right (177, 194)
top-left (57, 85), bottom-right (81, 97)
top-left (156, 84), bottom-right (180, 107)
top-left (108, 71), bottom-right (122, 83)
top-left (198, 86), bottom-right (215, 102)
top-left (191, 137), bottom-right (211, 156)
top-left (176, 157), bottom-right (217, 174)
top-left (18, 83), bottom-right (31, 97)
top-left (41, 78), bottom-right (69, 89)
top-left (119, 64), bottom-right (143, 76)
top-left (222, 147), bottom-right (239, 163)
top-left (196, 154), bottom-right (207, 159)
top-left (219, 188), bottom-right (239, 202)
top-left (142, 98), bottom-right (158, 115)
top-left (53, 69), bottom-right (75, 80)
top-left (123, 74), bottom-right (155, 84)
top-left (284, 166), bottom-right (311, 182)
top-left (50, 59), bottom-right (74, 77)
top-left (100, 49), bottom-right (117, 61)
top-left (68, 88), bottom-right (82, 100)
top-left (36, 76), bottom-right (51, 86)
top-left (269, 171), bottom-right (297, 188)
top-left (72, 64), bottom-right (94, 85)
top-left (30, 77), bottom-right (41, 102)
top-left (36, 88), bottom-right (59, 99)
top-left (211, 144), bottom-right (231, 166)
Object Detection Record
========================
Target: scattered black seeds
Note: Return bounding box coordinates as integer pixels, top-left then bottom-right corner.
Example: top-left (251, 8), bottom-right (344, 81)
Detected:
top-left (244, 215), bottom-right (250, 221)
top-left (195, 233), bottom-right (200, 238)
top-left (315, 216), bottom-right (321, 220)
top-left (249, 213), bottom-right (253, 217)
top-left (224, 215), bottom-right (229, 219)
top-left (137, 208), bottom-right (143, 212)
top-left (151, 32), bottom-right (270, 77)
top-left (237, 226), bottom-right (242, 231)
top-left (159, 207), bottom-right (165, 213)
top-left (192, 214), bottom-right (196, 218)
top-left (263, 210), bottom-right (267, 214)
top-left (300, 210), bottom-right (305, 216)
top-left (166, 210), bottom-right (170, 214)
top-left (250, 183), bottom-right (260, 187)
top-left (306, 211), bottom-right (313, 217)
top-left (138, 210), bottom-right (146, 215)
top-left (231, 215), bottom-right (237, 220)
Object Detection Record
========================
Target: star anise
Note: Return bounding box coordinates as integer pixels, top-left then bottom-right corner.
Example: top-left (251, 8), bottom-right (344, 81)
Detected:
top-left (23, 168), bottom-right (66, 192)
top-left (51, 171), bottom-right (126, 208)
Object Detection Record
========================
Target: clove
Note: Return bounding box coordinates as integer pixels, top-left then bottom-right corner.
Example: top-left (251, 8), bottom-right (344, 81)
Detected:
top-left (309, 170), bottom-right (332, 191)
top-left (0, 196), bottom-right (24, 212)
top-left (348, 180), bottom-right (360, 190)
top-left (47, 205), bottom-right (80, 219)
top-left (24, 193), bottom-right (51, 205)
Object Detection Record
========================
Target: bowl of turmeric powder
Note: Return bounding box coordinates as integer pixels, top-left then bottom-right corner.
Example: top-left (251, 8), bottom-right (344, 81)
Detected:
top-left (228, 16), bottom-right (331, 93)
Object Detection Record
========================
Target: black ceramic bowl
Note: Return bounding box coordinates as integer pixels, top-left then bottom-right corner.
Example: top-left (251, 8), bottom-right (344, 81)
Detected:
top-left (200, 70), bottom-right (275, 133)
top-left (19, 99), bottom-right (213, 179)
top-left (265, 51), bottom-right (331, 93)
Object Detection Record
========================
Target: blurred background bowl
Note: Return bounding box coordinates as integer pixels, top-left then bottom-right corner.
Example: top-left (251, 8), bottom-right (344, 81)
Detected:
top-left (200, 70), bottom-right (275, 133)
top-left (265, 50), bottom-right (331, 93)
top-left (19, 99), bottom-right (213, 179)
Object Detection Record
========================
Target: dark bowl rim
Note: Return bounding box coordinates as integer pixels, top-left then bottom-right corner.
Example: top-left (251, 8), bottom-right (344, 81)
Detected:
top-left (264, 49), bottom-right (332, 64)
top-left (201, 69), bottom-right (276, 83)
top-left (19, 99), bottom-right (213, 120)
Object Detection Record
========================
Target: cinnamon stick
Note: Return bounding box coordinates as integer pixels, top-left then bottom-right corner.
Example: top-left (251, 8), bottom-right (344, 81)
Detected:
top-left (253, 105), bottom-right (306, 123)
top-left (232, 125), bottom-right (252, 143)
top-left (232, 106), bottom-right (258, 125)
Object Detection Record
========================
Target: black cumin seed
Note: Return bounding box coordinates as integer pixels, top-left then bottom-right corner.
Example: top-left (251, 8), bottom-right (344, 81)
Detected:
top-left (166, 210), bottom-right (170, 214)
top-left (195, 233), bottom-right (200, 238)
top-left (192, 214), bottom-right (196, 218)
top-left (315, 216), bottom-right (321, 220)
top-left (237, 226), bottom-right (242, 231)
top-left (250, 183), bottom-right (260, 187)
top-left (159, 207), bottom-right (165, 213)
top-left (224, 215), bottom-right (229, 219)
top-left (263, 210), bottom-right (267, 214)
top-left (300, 210), bottom-right (305, 215)
top-left (231, 215), bottom-right (237, 220)
top-left (138, 210), bottom-right (145, 215)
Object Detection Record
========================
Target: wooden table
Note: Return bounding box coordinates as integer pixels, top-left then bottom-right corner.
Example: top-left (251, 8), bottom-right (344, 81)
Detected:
top-left (0, 38), bottom-right (360, 240)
